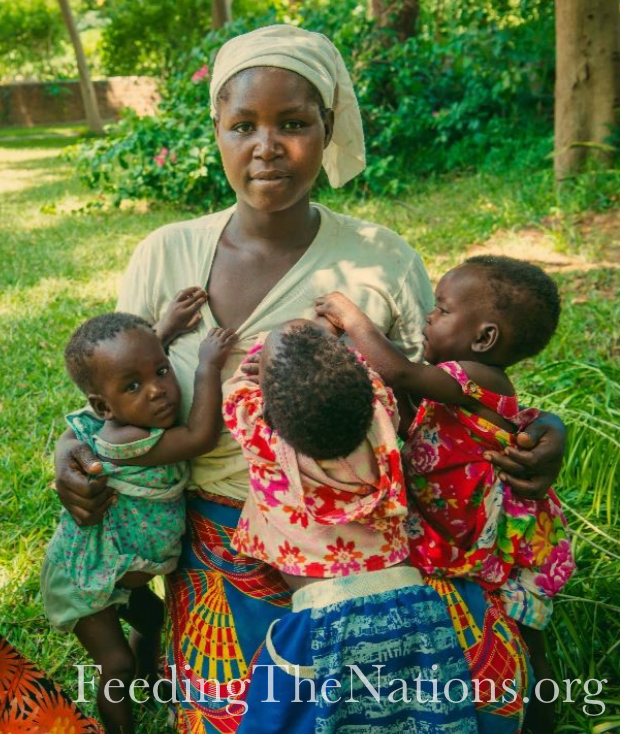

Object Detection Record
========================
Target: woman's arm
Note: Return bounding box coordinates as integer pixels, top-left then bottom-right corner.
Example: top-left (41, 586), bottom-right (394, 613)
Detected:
top-left (54, 429), bottom-right (114, 526)
top-left (485, 414), bottom-right (566, 499)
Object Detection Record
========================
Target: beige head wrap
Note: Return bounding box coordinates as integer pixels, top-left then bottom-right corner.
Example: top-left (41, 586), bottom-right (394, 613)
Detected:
top-left (209, 24), bottom-right (366, 188)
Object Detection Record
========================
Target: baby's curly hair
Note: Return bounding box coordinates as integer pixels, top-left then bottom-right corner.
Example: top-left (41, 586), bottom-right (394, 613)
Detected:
top-left (262, 322), bottom-right (375, 460)
top-left (65, 312), bottom-right (154, 394)
top-left (465, 255), bottom-right (561, 364)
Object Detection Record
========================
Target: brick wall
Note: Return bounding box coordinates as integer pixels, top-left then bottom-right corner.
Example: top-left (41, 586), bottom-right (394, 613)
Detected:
top-left (0, 76), bottom-right (161, 127)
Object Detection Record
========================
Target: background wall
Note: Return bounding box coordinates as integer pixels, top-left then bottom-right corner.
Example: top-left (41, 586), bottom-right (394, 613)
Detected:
top-left (0, 76), bottom-right (159, 126)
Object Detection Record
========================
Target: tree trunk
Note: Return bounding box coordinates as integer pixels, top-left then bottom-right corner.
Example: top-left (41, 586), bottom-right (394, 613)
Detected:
top-left (57, 0), bottom-right (104, 135)
top-left (554, 0), bottom-right (620, 181)
top-left (212, 0), bottom-right (233, 29)
top-left (369, 0), bottom-right (419, 40)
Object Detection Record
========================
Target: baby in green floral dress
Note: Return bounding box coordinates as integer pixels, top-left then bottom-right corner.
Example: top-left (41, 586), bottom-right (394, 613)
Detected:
top-left (41, 292), bottom-right (237, 733)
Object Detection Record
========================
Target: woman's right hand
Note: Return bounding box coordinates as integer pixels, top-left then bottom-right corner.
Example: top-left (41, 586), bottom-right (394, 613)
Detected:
top-left (54, 431), bottom-right (115, 526)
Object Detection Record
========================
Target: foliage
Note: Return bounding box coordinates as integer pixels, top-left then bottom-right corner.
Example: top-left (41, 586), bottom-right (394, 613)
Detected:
top-left (0, 0), bottom-right (66, 80)
top-left (98, 0), bottom-right (213, 76)
top-left (0, 0), bottom-right (109, 82)
top-left (300, 0), bottom-right (556, 190)
top-left (98, 0), bottom-right (281, 76)
top-left (2, 132), bottom-right (620, 731)
top-left (76, 0), bottom-right (557, 207)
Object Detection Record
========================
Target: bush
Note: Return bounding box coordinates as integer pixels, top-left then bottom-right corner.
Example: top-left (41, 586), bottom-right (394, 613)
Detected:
top-left (99, 0), bottom-right (281, 77)
top-left (76, 0), bottom-right (556, 207)
top-left (0, 0), bottom-right (66, 81)
top-left (303, 0), bottom-right (555, 191)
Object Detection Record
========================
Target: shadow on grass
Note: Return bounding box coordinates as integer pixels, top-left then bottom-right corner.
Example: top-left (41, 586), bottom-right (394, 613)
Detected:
top-left (0, 209), bottom-right (165, 290)
top-left (0, 136), bottom-right (86, 150)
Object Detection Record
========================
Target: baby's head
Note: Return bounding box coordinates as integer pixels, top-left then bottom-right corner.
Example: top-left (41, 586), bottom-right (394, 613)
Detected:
top-left (424, 256), bottom-right (561, 367)
top-left (260, 319), bottom-right (374, 460)
top-left (65, 313), bottom-right (181, 428)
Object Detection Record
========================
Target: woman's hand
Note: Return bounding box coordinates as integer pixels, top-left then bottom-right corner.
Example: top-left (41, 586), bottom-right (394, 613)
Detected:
top-left (154, 287), bottom-right (208, 348)
top-left (485, 411), bottom-right (566, 499)
top-left (54, 431), bottom-right (115, 526)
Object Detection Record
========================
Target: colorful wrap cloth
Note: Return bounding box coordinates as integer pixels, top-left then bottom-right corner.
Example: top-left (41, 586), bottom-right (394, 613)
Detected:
top-left (166, 494), bottom-right (532, 734)
top-left (0, 635), bottom-right (103, 733)
top-left (166, 493), bottom-right (291, 734)
top-left (41, 408), bottom-right (187, 631)
top-left (403, 361), bottom-right (576, 630)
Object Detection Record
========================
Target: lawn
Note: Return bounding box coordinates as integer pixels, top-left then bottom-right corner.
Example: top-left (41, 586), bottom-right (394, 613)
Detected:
top-left (1, 129), bottom-right (619, 733)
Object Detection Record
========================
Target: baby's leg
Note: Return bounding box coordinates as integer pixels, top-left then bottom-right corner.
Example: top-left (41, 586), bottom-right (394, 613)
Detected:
top-left (520, 624), bottom-right (555, 734)
top-left (118, 585), bottom-right (166, 687)
top-left (74, 606), bottom-right (136, 734)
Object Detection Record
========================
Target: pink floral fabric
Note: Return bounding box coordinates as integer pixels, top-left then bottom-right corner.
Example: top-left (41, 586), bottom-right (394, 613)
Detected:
top-left (222, 344), bottom-right (410, 578)
top-left (403, 361), bottom-right (576, 628)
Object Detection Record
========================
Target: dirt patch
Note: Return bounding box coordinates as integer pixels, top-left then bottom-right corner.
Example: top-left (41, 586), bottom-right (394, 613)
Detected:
top-left (468, 210), bottom-right (620, 272)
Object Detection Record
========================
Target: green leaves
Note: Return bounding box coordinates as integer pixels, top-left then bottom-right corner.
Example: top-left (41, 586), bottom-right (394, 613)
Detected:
top-left (75, 0), bottom-right (558, 207)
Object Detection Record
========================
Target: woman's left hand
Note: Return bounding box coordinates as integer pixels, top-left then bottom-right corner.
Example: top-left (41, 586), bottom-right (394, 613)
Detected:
top-left (484, 411), bottom-right (566, 500)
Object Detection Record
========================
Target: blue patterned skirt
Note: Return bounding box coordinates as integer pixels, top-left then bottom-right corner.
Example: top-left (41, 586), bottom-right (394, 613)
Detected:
top-left (236, 566), bottom-right (479, 734)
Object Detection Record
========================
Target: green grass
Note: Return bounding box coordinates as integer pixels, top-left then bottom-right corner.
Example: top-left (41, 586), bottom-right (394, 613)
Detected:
top-left (0, 123), bottom-right (92, 149)
top-left (1, 132), bottom-right (618, 732)
top-left (0, 122), bottom-right (90, 137)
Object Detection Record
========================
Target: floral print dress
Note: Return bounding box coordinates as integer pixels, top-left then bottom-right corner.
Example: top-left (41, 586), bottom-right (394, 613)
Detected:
top-left (41, 409), bottom-right (187, 632)
top-left (222, 344), bottom-right (410, 578)
top-left (403, 361), bottom-right (576, 629)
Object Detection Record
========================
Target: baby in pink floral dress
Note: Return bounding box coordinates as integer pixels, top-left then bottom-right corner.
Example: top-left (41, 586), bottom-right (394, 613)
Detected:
top-left (223, 319), bottom-right (410, 582)
top-left (316, 255), bottom-right (576, 732)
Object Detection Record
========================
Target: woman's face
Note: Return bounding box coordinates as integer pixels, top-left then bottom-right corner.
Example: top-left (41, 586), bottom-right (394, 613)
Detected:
top-left (214, 67), bottom-right (333, 213)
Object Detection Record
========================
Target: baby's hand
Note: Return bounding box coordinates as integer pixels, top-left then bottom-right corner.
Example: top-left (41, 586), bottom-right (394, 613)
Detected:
top-left (314, 313), bottom-right (343, 337)
top-left (315, 292), bottom-right (361, 331)
top-left (199, 328), bottom-right (238, 370)
top-left (240, 351), bottom-right (260, 384)
top-left (156, 287), bottom-right (208, 346)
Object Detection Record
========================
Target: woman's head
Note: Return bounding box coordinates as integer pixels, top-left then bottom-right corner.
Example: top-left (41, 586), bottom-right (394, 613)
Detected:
top-left (423, 256), bottom-right (561, 367)
top-left (209, 24), bottom-right (365, 209)
top-left (213, 66), bottom-right (334, 213)
top-left (65, 313), bottom-right (181, 429)
top-left (260, 319), bottom-right (375, 460)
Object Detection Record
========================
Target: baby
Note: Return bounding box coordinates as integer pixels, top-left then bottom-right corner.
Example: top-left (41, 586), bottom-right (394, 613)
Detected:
top-left (42, 298), bottom-right (236, 734)
top-left (316, 255), bottom-right (576, 731)
top-left (222, 320), bottom-right (481, 733)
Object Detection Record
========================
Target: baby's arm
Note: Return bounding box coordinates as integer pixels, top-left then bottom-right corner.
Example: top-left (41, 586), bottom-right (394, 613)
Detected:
top-left (315, 292), bottom-right (466, 404)
top-left (106, 328), bottom-right (238, 466)
top-left (154, 286), bottom-right (208, 349)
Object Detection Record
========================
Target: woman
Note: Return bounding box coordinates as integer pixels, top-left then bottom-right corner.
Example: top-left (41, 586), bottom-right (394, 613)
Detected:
top-left (54, 25), bottom-right (565, 734)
